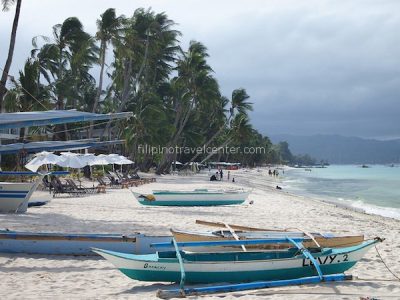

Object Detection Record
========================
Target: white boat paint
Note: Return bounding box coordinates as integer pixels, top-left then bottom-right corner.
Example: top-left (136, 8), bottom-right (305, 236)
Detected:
top-left (132, 189), bottom-right (249, 206)
top-left (94, 240), bottom-right (375, 274)
top-left (0, 180), bottom-right (40, 213)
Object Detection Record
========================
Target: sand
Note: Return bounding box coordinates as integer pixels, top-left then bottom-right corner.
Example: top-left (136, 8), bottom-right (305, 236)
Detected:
top-left (1, 168), bottom-right (400, 299)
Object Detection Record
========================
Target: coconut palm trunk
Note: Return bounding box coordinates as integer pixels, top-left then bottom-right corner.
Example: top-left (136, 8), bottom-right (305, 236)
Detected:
top-left (200, 137), bottom-right (234, 164)
top-left (0, 0), bottom-right (22, 112)
top-left (101, 37), bottom-right (150, 139)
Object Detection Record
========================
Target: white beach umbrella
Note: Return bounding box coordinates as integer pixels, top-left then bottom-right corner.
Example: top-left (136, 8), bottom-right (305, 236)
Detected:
top-left (80, 153), bottom-right (96, 166)
top-left (107, 154), bottom-right (133, 165)
top-left (25, 151), bottom-right (63, 172)
top-left (88, 154), bottom-right (110, 166)
top-left (57, 152), bottom-right (87, 169)
top-left (118, 157), bottom-right (134, 165)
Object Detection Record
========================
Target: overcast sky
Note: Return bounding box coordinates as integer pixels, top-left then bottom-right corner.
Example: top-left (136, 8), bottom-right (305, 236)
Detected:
top-left (1, 0), bottom-right (400, 140)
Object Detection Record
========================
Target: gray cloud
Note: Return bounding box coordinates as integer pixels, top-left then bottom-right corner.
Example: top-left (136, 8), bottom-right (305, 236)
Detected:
top-left (1, 0), bottom-right (399, 139)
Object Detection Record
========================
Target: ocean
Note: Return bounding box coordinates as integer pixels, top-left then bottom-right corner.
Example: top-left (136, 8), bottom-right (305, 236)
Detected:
top-left (282, 165), bottom-right (400, 220)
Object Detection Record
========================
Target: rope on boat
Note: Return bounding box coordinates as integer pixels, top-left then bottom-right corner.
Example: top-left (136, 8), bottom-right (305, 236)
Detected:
top-left (375, 245), bottom-right (400, 281)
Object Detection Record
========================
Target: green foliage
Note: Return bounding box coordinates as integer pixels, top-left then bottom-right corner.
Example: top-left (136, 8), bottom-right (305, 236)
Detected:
top-left (4, 6), bottom-right (303, 170)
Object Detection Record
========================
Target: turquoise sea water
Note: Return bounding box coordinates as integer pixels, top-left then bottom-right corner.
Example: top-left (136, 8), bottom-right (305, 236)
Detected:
top-left (282, 165), bottom-right (400, 219)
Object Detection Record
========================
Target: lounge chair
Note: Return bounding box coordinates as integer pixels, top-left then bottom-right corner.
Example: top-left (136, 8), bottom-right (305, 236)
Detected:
top-left (50, 179), bottom-right (84, 198)
top-left (66, 179), bottom-right (97, 194)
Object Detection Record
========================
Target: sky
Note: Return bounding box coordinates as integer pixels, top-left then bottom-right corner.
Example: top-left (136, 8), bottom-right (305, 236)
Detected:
top-left (1, 0), bottom-right (400, 140)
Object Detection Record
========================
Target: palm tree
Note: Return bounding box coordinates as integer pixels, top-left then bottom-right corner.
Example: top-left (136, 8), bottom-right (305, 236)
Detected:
top-left (186, 88), bottom-right (252, 164)
top-left (88, 8), bottom-right (122, 138)
top-left (102, 9), bottom-right (180, 139)
top-left (156, 41), bottom-right (217, 174)
top-left (0, 0), bottom-right (22, 112)
top-left (30, 17), bottom-right (97, 140)
top-left (4, 58), bottom-right (50, 140)
top-left (31, 17), bottom-right (97, 109)
top-left (200, 113), bottom-right (253, 164)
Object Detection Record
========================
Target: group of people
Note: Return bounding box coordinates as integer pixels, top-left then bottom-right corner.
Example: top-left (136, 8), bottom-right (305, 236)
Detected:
top-left (268, 169), bottom-right (280, 177)
top-left (210, 168), bottom-right (234, 182)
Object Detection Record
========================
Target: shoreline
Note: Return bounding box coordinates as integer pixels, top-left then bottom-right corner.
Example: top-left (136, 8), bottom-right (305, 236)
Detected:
top-left (278, 166), bottom-right (400, 222)
top-left (246, 167), bottom-right (400, 228)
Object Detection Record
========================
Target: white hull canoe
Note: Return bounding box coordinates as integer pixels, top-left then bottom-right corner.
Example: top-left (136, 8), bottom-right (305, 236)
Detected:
top-left (0, 230), bottom-right (172, 255)
top-left (171, 229), bottom-right (364, 251)
top-left (132, 189), bottom-right (249, 206)
top-left (93, 238), bottom-right (380, 283)
top-left (0, 180), bottom-right (40, 213)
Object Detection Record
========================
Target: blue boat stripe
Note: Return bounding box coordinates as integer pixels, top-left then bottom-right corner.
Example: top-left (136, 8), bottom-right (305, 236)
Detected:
top-left (0, 190), bottom-right (30, 193)
top-left (0, 194), bottom-right (27, 198)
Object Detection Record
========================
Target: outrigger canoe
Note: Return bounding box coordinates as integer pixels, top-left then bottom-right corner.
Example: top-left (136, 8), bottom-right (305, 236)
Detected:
top-left (171, 228), bottom-right (364, 250)
top-left (131, 189), bottom-right (249, 206)
top-left (93, 237), bottom-right (381, 284)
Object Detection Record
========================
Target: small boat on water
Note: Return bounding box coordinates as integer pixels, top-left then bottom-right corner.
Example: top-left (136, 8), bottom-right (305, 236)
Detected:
top-left (93, 237), bottom-right (381, 284)
top-left (131, 189), bottom-right (249, 206)
top-left (0, 180), bottom-right (40, 213)
top-left (0, 230), bottom-right (172, 255)
top-left (171, 228), bottom-right (364, 250)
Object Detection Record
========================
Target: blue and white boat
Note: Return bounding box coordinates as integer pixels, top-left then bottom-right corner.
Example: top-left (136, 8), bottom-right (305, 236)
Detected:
top-left (0, 181), bottom-right (40, 213)
top-left (131, 189), bottom-right (249, 206)
top-left (0, 230), bottom-right (172, 255)
top-left (93, 238), bottom-right (381, 284)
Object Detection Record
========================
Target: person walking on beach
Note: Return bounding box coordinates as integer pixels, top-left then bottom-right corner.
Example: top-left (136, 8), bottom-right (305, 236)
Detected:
top-left (219, 169), bottom-right (223, 181)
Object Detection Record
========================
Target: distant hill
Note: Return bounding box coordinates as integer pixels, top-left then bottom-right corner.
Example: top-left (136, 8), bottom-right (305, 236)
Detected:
top-left (270, 134), bottom-right (400, 164)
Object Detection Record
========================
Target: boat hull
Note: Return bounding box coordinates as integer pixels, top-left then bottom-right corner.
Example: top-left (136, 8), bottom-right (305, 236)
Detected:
top-left (0, 230), bottom-right (172, 255)
top-left (132, 190), bottom-right (249, 206)
top-left (172, 229), bottom-right (364, 250)
top-left (94, 239), bottom-right (378, 284)
top-left (0, 181), bottom-right (39, 213)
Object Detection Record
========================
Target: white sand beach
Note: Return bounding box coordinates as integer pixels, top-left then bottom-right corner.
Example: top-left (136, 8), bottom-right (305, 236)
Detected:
top-left (1, 168), bottom-right (400, 299)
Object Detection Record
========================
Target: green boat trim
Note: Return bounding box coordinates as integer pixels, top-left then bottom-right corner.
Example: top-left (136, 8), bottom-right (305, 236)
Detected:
top-left (118, 262), bottom-right (357, 283)
top-left (137, 199), bottom-right (245, 206)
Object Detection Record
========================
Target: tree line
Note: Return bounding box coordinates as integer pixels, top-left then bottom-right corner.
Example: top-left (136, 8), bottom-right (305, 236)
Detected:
top-left (1, 4), bottom-right (298, 173)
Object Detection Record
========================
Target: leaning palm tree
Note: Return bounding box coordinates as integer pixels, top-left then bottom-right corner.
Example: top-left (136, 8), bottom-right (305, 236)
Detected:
top-left (102, 9), bottom-right (180, 139)
top-left (186, 88), bottom-right (252, 164)
top-left (0, 0), bottom-right (22, 112)
top-left (200, 113), bottom-right (253, 164)
top-left (89, 8), bottom-right (122, 138)
top-left (156, 41), bottom-right (216, 174)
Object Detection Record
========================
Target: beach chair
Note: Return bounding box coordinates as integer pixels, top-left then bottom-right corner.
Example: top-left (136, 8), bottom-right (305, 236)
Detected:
top-left (51, 179), bottom-right (84, 198)
top-left (66, 179), bottom-right (97, 194)
top-left (97, 177), bottom-right (108, 187)
top-left (108, 171), bottom-right (135, 187)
